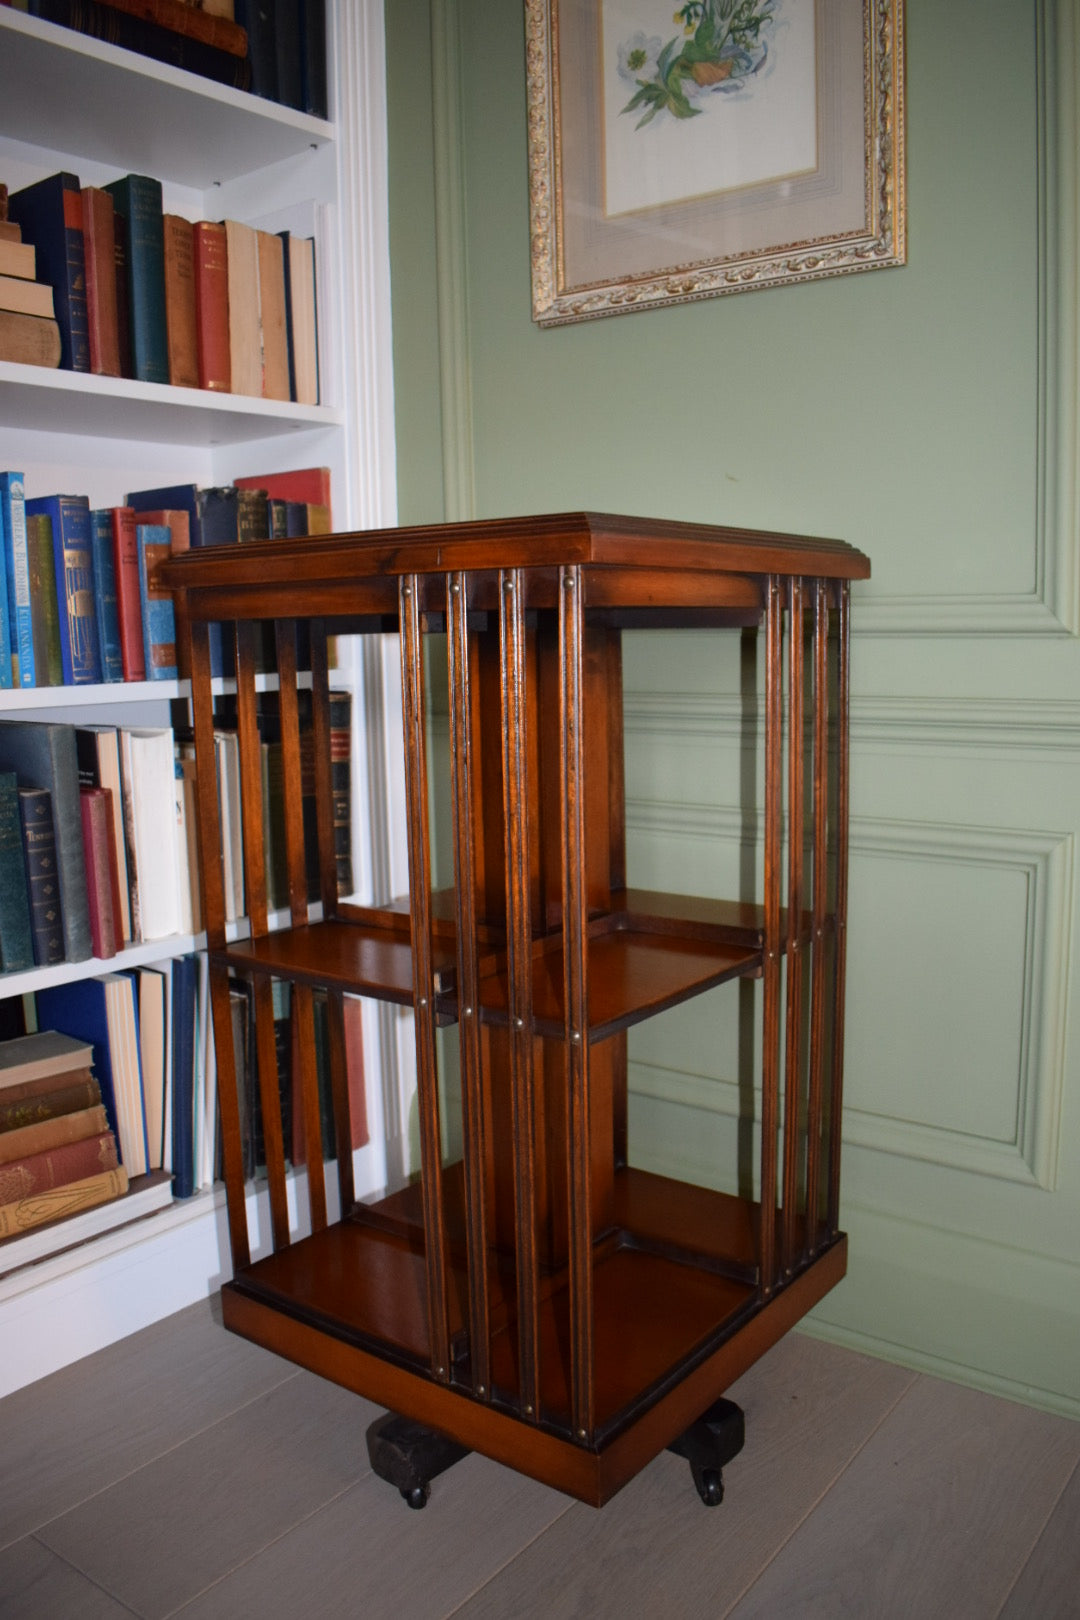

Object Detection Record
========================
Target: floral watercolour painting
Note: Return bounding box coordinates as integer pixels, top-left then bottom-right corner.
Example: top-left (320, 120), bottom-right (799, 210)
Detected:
top-left (526, 0), bottom-right (905, 324)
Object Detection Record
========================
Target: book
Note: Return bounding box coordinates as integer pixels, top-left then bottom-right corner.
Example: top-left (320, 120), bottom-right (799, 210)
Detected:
top-left (256, 228), bottom-right (290, 401)
top-left (24, 493), bottom-right (102, 685)
top-left (0, 273), bottom-right (54, 320)
top-left (136, 524), bottom-right (178, 680)
top-left (0, 721), bottom-right (92, 963)
top-left (74, 726), bottom-right (132, 944)
top-left (192, 220), bottom-right (230, 392)
top-left (0, 239), bottom-right (36, 281)
top-left (88, 510), bottom-right (125, 682)
top-left (0, 309), bottom-right (62, 368)
top-left (0, 1030), bottom-right (94, 1090)
top-left (174, 743), bottom-right (201, 935)
top-left (19, 787), bottom-right (64, 966)
top-left (126, 484), bottom-right (230, 675)
top-left (79, 786), bottom-right (121, 960)
top-left (214, 728), bottom-right (244, 921)
top-left (235, 466), bottom-right (331, 523)
top-left (104, 174), bottom-right (168, 386)
top-left (170, 952), bottom-right (198, 1196)
top-left (136, 507), bottom-right (190, 556)
top-left (0, 472), bottom-right (29, 687)
top-left (329, 690), bottom-right (353, 896)
top-left (88, 0), bottom-right (248, 54)
top-left (162, 213), bottom-right (198, 389)
top-left (23, 0), bottom-right (252, 91)
top-left (0, 488), bottom-right (12, 690)
top-left (113, 208), bottom-right (132, 378)
top-left (0, 772), bottom-right (35, 974)
top-left (0, 1166), bottom-right (129, 1239)
top-left (80, 187), bottom-right (122, 378)
top-left (300, 0), bottom-right (328, 119)
top-left (233, 0), bottom-right (277, 103)
top-left (274, 0), bottom-right (303, 111)
top-left (0, 1103), bottom-right (109, 1166)
top-left (0, 1076), bottom-right (101, 1136)
top-left (119, 726), bottom-right (181, 942)
top-left (134, 964), bottom-right (167, 1172)
top-left (108, 507), bottom-right (145, 683)
top-left (279, 232), bottom-right (319, 406)
top-left (5, 172), bottom-right (89, 372)
top-left (223, 219), bottom-right (261, 396)
top-left (25, 514), bottom-right (64, 688)
top-left (0, 1129), bottom-right (119, 1202)
top-left (37, 976), bottom-right (149, 1176)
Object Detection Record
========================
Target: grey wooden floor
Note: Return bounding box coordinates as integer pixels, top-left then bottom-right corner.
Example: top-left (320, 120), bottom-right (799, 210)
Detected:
top-left (2, 1299), bottom-right (1078, 1620)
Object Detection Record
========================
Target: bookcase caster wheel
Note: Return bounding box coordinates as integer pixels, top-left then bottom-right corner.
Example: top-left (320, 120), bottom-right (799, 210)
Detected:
top-left (366, 1412), bottom-right (470, 1508)
top-left (667, 1396), bottom-right (745, 1508)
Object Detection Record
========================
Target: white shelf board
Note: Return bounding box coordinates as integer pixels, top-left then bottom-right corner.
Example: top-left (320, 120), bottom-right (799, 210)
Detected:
top-left (0, 932), bottom-right (203, 999)
top-left (0, 677), bottom-right (185, 710)
top-left (0, 361), bottom-right (342, 445)
top-left (0, 9), bottom-right (331, 188)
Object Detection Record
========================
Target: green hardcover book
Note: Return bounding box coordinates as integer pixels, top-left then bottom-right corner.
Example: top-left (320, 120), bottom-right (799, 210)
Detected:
top-left (26, 513), bottom-right (64, 687)
top-left (0, 771), bottom-right (35, 973)
top-left (103, 174), bottom-right (168, 386)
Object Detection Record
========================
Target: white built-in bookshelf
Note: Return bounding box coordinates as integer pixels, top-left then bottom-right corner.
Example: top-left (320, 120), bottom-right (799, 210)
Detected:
top-left (0, 1), bottom-right (397, 1395)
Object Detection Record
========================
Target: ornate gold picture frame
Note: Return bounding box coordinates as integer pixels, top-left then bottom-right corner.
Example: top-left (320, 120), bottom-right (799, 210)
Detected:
top-left (526, 0), bottom-right (905, 325)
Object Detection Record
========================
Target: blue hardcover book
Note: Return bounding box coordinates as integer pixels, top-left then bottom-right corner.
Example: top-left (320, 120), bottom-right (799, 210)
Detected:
top-left (136, 525), bottom-right (178, 681)
top-left (103, 174), bottom-right (168, 386)
top-left (24, 494), bottom-right (102, 686)
top-left (6, 172), bottom-right (90, 372)
top-left (89, 509), bottom-right (125, 682)
top-left (170, 952), bottom-right (198, 1198)
top-left (0, 497), bottom-right (11, 691)
top-left (0, 473), bottom-right (30, 687)
top-left (127, 485), bottom-right (234, 676)
top-left (37, 973), bottom-right (150, 1176)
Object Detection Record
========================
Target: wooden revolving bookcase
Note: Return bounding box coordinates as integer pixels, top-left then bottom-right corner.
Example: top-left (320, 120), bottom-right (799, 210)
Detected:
top-left (162, 512), bottom-right (870, 1509)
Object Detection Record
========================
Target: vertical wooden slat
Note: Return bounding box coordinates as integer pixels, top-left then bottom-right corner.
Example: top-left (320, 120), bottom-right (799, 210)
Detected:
top-left (326, 989), bottom-right (355, 1215)
top-left (760, 577), bottom-right (783, 1296)
top-left (805, 580), bottom-right (830, 1255)
top-left (560, 564), bottom-right (593, 1443)
top-left (274, 620), bottom-right (308, 925)
top-left (447, 569), bottom-right (491, 1401)
top-left (400, 573), bottom-right (452, 1382)
top-left (235, 621), bottom-right (269, 938)
top-left (309, 621), bottom-right (340, 919)
top-left (827, 582), bottom-right (852, 1235)
top-left (781, 579), bottom-right (806, 1276)
top-left (292, 982), bottom-right (327, 1232)
top-left (499, 565), bottom-right (540, 1422)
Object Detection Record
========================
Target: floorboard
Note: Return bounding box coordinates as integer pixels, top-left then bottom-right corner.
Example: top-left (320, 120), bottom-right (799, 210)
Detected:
top-left (998, 1459), bottom-right (1080, 1620)
top-left (0, 1537), bottom-right (137, 1620)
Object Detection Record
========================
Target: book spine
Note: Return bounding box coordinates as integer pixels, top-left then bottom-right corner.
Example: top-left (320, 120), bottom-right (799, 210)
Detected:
top-left (81, 187), bottom-right (122, 378)
top-left (25, 1), bottom-right (251, 91)
top-left (192, 221), bottom-right (230, 392)
top-left (0, 1165), bottom-right (129, 1237)
top-left (113, 210), bottom-right (133, 379)
top-left (40, 496), bottom-right (102, 684)
top-left (162, 214), bottom-right (198, 389)
top-left (0, 472), bottom-right (34, 688)
top-left (0, 772), bottom-right (34, 973)
top-left (223, 220), bottom-right (262, 397)
top-left (0, 309), bottom-right (62, 369)
top-left (136, 527), bottom-right (178, 680)
top-left (79, 787), bottom-right (119, 959)
top-left (89, 510), bottom-right (125, 682)
top-left (0, 1130), bottom-right (119, 1201)
top-left (86, 0), bottom-right (249, 54)
top-left (6, 172), bottom-right (89, 372)
top-left (25, 514), bottom-right (63, 687)
top-left (107, 176), bottom-right (169, 387)
top-left (256, 229), bottom-right (290, 401)
top-left (0, 1103), bottom-right (109, 1166)
top-left (300, 0), bottom-right (328, 119)
top-left (18, 788), bottom-right (65, 967)
top-left (233, 0), bottom-right (277, 101)
top-left (110, 507), bottom-right (146, 682)
top-left (329, 691), bottom-right (353, 897)
top-left (0, 1076), bottom-right (101, 1132)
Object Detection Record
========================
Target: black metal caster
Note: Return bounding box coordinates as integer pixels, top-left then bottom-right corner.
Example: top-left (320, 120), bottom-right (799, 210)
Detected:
top-left (667, 1397), bottom-right (744, 1508)
top-left (366, 1412), bottom-right (470, 1509)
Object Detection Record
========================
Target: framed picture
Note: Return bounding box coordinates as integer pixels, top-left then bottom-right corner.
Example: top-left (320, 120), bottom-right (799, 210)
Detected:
top-left (526, 0), bottom-right (905, 325)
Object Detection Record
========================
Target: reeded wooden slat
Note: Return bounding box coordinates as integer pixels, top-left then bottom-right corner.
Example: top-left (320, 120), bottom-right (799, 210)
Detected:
top-left (447, 570), bottom-right (492, 1401)
top-left (499, 566), bottom-right (540, 1422)
top-left (559, 563), bottom-right (594, 1443)
top-left (399, 572), bottom-right (452, 1382)
top-left (805, 580), bottom-right (830, 1254)
top-left (760, 577), bottom-right (783, 1296)
top-left (274, 620), bottom-right (309, 925)
top-left (234, 620), bottom-right (269, 939)
top-left (252, 975), bottom-right (291, 1249)
top-left (827, 582), bottom-right (852, 1235)
top-left (292, 982), bottom-right (327, 1233)
top-left (207, 960), bottom-right (251, 1271)
top-left (781, 578), bottom-right (806, 1276)
top-left (185, 618), bottom-right (228, 951)
top-left (326, 990), bottom-right (355, 1216)
top-left (309, 621), bottom-right (339, 919)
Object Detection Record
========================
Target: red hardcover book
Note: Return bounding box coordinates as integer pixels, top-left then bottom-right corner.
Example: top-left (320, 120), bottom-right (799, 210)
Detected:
top-left (81, 187), bottom-right (121, 377)
top-left (234, 467), bottom-right (332, 523)
top-left (79, 786), bottom-right (120, 959)
top-left (109, 506), bottom-right (145, 681)
top-left (91, 0), bottom-right (248, 54)
top-left (135, 507), bottom-right (190, 555)
top-left (193, 220), bottom-right (230, 392)
top-left (162, 213), bottom-right (198, 389)
top-left (0, 1129), bottom-right (119, 1202)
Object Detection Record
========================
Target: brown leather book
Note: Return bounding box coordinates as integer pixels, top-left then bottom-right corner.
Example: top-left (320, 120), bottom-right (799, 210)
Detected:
top-left (110, 506), bottom-right (146, 682)
top-left (0, 1104), bottom-right (110, 1167)
top-left (81, 187), bottom-right (122, 377)
top-left (193, 220), bottom-right (230, 392)
top-left (0, 1075), bottom-right (102, 1134)
top-left (79, 787), bottom-right (120, 960)
top-left (162, 214), bottom-right (198, 389)
top-left (0, 309), bottom-right (61, 368)
top-left (256, 229), bottom-right (290, 402)
top-left (0, 1130), bottom-right (119, 1203)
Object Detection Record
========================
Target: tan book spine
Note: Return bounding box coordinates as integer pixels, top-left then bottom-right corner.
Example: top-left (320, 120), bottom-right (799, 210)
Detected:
top-left (163, 214), bottom-right (199, 389)
top-left (0, 310), bottom-right (61, 368)
top-left (0, 275), bottom-right (54, 319)
top-left (223, 220), bottom-right (261, 397)
top-left (256, 230), bottom-right (289, 402)
top-left (0, 1104), bottom-right (109, 1166)
top-left (0, 1167), bottom-right (129, 1239)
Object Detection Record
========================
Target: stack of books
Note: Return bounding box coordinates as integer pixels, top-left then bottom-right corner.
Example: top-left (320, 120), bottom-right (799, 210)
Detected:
top-left (0, 1030), bottom-right (128, 1238)
top-left (0, 184), bottom-right (62, 368)
top-left (3, 169), bottom-right (319, 402)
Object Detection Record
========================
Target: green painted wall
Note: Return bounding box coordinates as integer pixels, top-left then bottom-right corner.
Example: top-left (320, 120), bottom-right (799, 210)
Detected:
top-left (386, 0), bottom-right (1080, 1414)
